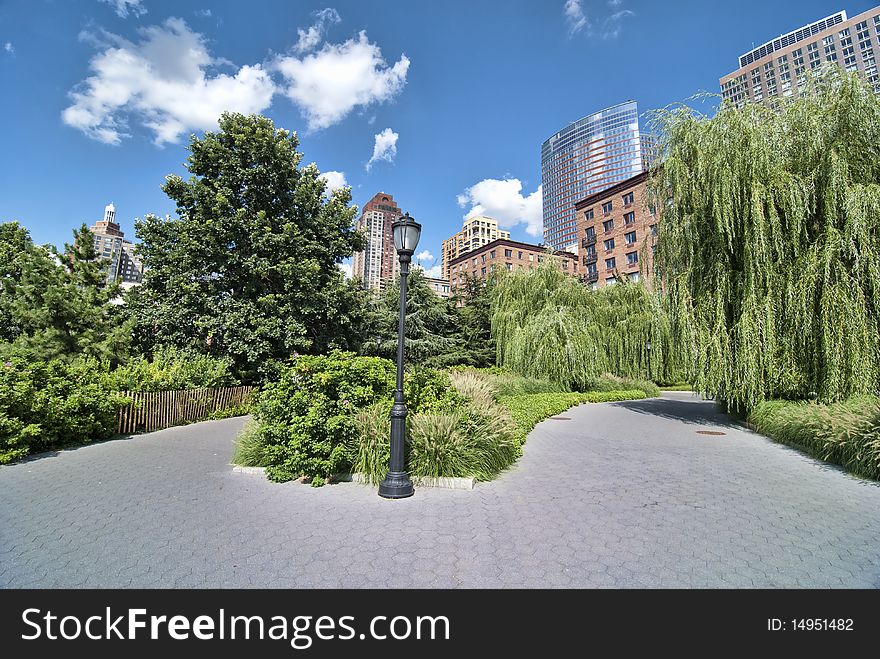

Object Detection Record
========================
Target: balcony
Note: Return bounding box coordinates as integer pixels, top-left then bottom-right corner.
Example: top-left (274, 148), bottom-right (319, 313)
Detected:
top-left (582, 235), bottom-right (596, 247)
top-left (582, 254), bottom-right (597, 266)
top-left (585, 272), bottom-right (599, 284)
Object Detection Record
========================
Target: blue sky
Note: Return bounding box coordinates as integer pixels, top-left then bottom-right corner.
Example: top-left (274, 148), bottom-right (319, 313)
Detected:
top-left (1, 0), bottom-right (876, 276)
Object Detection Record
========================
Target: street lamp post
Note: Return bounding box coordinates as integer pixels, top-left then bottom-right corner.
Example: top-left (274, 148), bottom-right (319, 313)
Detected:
top-left (378, 212), bottom-right (421, 499)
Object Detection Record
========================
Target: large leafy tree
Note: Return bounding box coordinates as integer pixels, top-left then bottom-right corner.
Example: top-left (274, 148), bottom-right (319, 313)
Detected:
top-left (652, 67), bottom-right (880, 410)
top-left (0, 222), bottom-right (128, 361)
top-left (451, 273), bottom-right (496, 367)
top-left (127, 113), bottom-right (367, 380)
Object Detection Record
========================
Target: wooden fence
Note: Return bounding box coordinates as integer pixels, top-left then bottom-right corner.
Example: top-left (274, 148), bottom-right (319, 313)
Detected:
top-left (116, 386), bottom-right (257, 434)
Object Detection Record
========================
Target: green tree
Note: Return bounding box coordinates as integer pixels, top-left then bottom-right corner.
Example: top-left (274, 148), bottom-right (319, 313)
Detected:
top-left (127, 113), bottom-right (367, 380)
top-left (651, 67), bottom-right (880, 410)
top-left (362, 268), bottom-right (464, 367)
top-left (0, 221), bottom-right (127, 361)
top-left (451, 273), bottom-right (496, 367)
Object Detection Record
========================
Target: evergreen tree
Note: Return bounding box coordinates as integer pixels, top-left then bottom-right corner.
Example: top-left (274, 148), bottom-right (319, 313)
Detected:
top-left (451, 273), bottom-right (496, 367)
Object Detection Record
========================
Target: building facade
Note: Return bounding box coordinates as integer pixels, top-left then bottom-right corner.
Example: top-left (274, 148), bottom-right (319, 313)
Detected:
top-left (424, 276), bottom-right (452, 299)
top-left (352, 192), bottom-right (403, 291)
top-left (88, 203), bottom-right (143, 285)
top-left (440, 215), bottom-right (510, 280)
top-left (447, 238), bottom-right (578, 290)
top-left (720, 7), bottom-right (880, 106)
top-left (541, 100), bottom-right (655, 251)
top-left (574, 171), bottom-right (659, 290)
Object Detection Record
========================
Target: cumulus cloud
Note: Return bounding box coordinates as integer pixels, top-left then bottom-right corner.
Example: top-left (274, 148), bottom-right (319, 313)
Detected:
top-left (416, 250), bottom-right (433, 262)
top-left (295, 8), bottom-right (341, 53)
top-left (458, 178), bottom-right (543, 237)
top-left (319, 170), bottom-right (348, 194)
top-left (4, 42), bottom-right (13, 55)
top-left (62, 18), bottom-right (275, 145)
top-left (366, 128), bottom-right (398, 170)
top-left (275, 31), bottom-right (409, 131)
top-left (421, 264), bottom-right (442, 278)
top-left (564, 0), bottom-right (589, 35)
top-left (339, 260), bottom-right (353, 279)
top-left (100, 0), bottom-right (147, 19)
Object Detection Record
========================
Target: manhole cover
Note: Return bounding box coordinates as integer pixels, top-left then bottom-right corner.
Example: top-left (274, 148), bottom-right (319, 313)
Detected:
top-left (550, 416), bottom-right (571, 420)
top-left (696, 430), bottom-right (726, 436)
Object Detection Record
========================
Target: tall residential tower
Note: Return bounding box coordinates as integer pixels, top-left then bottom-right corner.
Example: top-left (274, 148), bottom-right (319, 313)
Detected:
top-left (720, 7), bottom-right (880, 106)
top-left (440, 215), bottom-right (510, 280)
top-left (88, 203), bottom-right (143, 286)
top-left (352, 192), bottom-right (403, 291)
top-left (541, 101), bottom-right (654, 250)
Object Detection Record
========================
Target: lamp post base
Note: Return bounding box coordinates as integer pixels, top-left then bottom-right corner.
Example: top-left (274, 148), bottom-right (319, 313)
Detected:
top-left (378, 471), bottom-right (414, 499)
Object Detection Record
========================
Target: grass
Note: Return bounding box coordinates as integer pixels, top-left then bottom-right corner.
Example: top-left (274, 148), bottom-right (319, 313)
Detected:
top-left (748, 396), bottom-right (880, 480)
top-left (231, 420), bottom-right (270, 467)
top-left (498, 390), bottom-right (646, 441)
top-left (659, 384), bottom-right (694, 391)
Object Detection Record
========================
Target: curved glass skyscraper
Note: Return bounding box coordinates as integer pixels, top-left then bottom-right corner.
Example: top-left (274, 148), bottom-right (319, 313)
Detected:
top-left (541, 100), bottom-right (653, 250)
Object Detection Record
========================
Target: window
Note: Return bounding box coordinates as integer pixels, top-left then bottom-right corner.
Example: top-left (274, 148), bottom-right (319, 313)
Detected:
top-left (518, 251), bottom-right (523, 260)
top-left (481, 267), bottom-right (487, 276)
top-left (605, 276), bottom-right (617, 286)
top-left (537, 255), bottom-right (544, 263)
top-left (561, 260), bottom-right (568, 269)
top-left (605, 257), bottom-right (616, 270)
top-left (650, 224), bottom-right (658, 236)
top-left (603, 219), bottom-right (614, 233)
top-left (506, 262), bottom-right (512, 271)
top-left (584, 208), bottom-right (594, 220)
top-left (604, 238), bottom-right (615, 251)
top-left (504, 249), bottom-right (512, 258)
top-left (472, 258), bottom-right (477, 267)
top-left (585, 226), bottom-right (596, 240)
top-left (602, 201), bottom-right (613, 215)
top-left (625, 231), bottom-right (637, 245)
top-left (490, 250), bottom-right (496, 258)
top-left (627, 272), bottom-right (640, 282)
top-left (584, 245), bottom-right (596, 258)
top-left (586, 263), bottom-right (597, 275)
top-left (481, 254), bottom-right (486, 263)
top-left (529, 254), bottom-right (534, 262)
top-left (626, 251), bottom-right (638, 265)
top-left (624, 211), bottom-right (635, 225)
top-left (622, 192), bottom-right (634, 206)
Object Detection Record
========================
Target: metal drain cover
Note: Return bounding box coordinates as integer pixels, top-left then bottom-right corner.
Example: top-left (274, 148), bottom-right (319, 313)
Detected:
top-left (550, 416), bottom-right (571, 420)
top-left (696, 430), bottom-right (726, 436)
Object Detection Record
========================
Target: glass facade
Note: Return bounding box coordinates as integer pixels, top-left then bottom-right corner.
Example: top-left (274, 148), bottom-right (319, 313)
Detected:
top-left (541, 101), bottom-right (652, 250)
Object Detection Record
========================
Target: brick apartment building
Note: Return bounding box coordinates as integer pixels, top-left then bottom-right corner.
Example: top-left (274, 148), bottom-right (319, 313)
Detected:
top-left (574, 171), bottom-right (659, 289)
top-left (447, 238), bottom-right (579, 289)
top-left (352, 192), bottom-right (403, 291)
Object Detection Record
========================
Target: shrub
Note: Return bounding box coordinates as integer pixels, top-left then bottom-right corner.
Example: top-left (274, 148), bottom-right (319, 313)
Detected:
top-left (0, 358), bottom-right (128, 463)
top-left (448, 371), bottom-right (496, 407)
top-left (584, 374), bottom-right (660, 398)
top-left (347, 401), bottom-right (392, 484)
top-left (498, 390), bottom-right (646, 440)
top-left (748, 396), bottom-right (880, 480)
top-left (252, 352), bottom-right (396, 484)
top-left (108, 347), bottom-right (238, 392)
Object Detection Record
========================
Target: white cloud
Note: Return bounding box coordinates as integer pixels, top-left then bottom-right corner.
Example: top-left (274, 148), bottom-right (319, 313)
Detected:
top-left (195, 9), bottom-right (212, 18)
top-left (3, 42), bottom-right (13, 55)
top-left (564, 0), bottom-right (589, 35)
top-left (295, 8), bottom-right (341, 54)
top-left (339, 260), bottom-right (353, 279)
top-left (458, 178), bottom-right (543, 237)
top-left (602, 10), bottom-right (634, 39)
top-left (608, 0), bottom-right (622, 6)
top-left (366, 128), bottom-right (398, 170)
top-left (62, 18), bottom-right (275, 145)
top-left (414, 263), bottom-right (442, 278)
top-left (319, 170), bottom-right (348, 194)
top-left (275, 31), bottom-right (409, 131)
top-left (100, 0), bottom-right (147, 19)
top-left (416, 250), bottom-right (433, 262)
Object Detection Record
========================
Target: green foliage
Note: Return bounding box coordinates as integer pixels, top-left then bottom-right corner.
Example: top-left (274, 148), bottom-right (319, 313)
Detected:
top-left (0, 222), bottom-right (130, 364)
top-left (347, 401), bottom-right (392, 484)
top-left (449, 274), bottom-right (497, 367)
top-left (651, 68), bottom-right (880, 410)
top-left (0, 358), bottom-right (127, 463)
top-left (107, 347), bottom-right (238, 392)
top-left (491, 264), bottom-right (687, 390)
top-left (584, 374), bottom-right (660, 398)
top-left (362, 268), bottom-right (466, 368)
top-left (498, 390), bottom-right (646, 440)
top-left (126, 113), bottom-right (367, 381)
top-left (749, 396), bottom-right (880, 480)
top-left (252, 352), bottom-right (396, 484)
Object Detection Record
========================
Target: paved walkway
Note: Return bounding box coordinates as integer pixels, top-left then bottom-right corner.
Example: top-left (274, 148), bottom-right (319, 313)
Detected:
top-left (2, 392), bottom-right (879, 588)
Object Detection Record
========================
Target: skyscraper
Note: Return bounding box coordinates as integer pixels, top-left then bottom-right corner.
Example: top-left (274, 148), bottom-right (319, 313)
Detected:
top-left (440, 215), bottom-right (510, 280)
top-left (541, 101), bottom-right (653, 250)
top-left (720, 7), bottom-right (880, 107)
top-left (88, 203), bottom-right (143, 286)
top-left (352, 192), bottom-right (403, 291)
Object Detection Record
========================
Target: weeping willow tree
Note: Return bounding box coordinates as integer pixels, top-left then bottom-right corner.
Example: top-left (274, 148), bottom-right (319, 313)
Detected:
top-left (491, 264), bottom-right (688, 389)
top-left (650, 67), bottom-right (880, 411)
